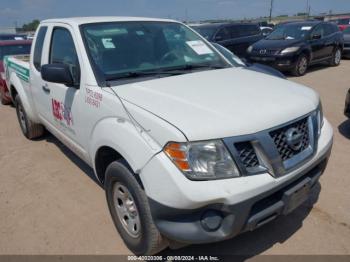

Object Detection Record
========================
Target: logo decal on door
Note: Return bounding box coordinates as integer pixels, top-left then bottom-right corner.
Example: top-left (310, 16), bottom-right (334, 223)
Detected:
top-left (52, 99), bottom-right (74, 127)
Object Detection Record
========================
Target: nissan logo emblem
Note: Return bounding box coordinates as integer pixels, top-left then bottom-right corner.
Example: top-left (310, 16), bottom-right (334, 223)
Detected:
top-left (285, 128), bottom-right (303, 151)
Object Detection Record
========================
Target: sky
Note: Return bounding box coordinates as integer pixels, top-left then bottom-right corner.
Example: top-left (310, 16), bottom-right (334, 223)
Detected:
top-left (1, 0), bottom-right (350, 27)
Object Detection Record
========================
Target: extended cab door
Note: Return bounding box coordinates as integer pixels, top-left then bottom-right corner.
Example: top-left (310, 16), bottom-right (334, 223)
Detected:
top-left (41, 25), bottom-right (87, 158)
top-left (30, 26), bottom-right (51, 122)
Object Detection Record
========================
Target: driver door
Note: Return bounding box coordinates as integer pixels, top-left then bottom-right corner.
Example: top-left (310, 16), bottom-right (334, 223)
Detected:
top-left (43, 25), bottom-right (86, 157)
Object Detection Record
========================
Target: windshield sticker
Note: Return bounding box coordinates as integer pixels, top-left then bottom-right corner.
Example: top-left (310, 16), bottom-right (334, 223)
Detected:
top-left (102, 38), bottom-right (116, 49)
top-left (301, 26), bottom-right (312, 31)
top-left (85, 88), bottom-right (103, 108)
top-left (186, 40), bottom-right (214, 55)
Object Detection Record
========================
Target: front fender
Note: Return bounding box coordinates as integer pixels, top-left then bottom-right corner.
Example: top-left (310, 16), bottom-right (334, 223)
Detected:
top-left (89, 117), bottom-right (162, 174)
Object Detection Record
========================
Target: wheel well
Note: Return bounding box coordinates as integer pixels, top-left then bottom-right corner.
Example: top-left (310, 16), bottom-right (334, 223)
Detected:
top-left (94, 146), bottom-right (144, 189)
top-left (95, 146), bottom-right (123, 184)
top-left (10, 85), bottom-right (18, 102)
top-left (301, 50), bottom-right (311, 62)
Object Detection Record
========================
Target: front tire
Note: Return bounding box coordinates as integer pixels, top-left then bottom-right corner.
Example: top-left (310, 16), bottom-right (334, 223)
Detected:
top-left (291, 54), bottom-right (308, 76)
top-left (329, 47), bottom-right (342, 66)
top-left (15, 95), bottom-right (44, 139)
top-left (105, 160), bottom-right (167, 255)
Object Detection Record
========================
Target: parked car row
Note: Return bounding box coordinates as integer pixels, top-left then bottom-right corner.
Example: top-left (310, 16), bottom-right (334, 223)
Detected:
top-left (191, 20), bottom-right (347, 77)
top-left (1, 17), bottom-right (334, 255)
top-left (0, 40), bottom-right (32, 104)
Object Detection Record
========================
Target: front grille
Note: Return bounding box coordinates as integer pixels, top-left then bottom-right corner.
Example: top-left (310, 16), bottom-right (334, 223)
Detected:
top-left (235, 142), bottom-right (259, 168)
top-left (252, 48), bottom-right (279, 55)
top-left (269, 118), bottom-right (310, 162)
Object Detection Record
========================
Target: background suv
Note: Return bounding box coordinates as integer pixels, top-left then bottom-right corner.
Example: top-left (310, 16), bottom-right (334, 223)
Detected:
top-left (247, 21), bottom-right (344, 76)
top-left (191, 22), bottom-right (263, 58)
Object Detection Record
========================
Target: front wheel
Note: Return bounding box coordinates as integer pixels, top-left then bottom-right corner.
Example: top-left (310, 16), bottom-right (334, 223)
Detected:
top-left (291, 54), bottom-right (308, 76)
top-left (329, 47), bottom-right (342, 66)
top-left (105, 160), bottom-right (167, 255)
top-left (15, 95), bottom-right (44, 139)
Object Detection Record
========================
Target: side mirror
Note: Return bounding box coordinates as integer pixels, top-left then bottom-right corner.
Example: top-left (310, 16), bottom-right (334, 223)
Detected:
top-left (311, 34), bottom-right (322, 40)
top-left (41, 64), bottom-right (75, 87)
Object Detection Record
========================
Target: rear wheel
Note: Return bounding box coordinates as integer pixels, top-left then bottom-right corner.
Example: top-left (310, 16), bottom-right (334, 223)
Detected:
top-left (15, 95), bottom-right (44, 139)
top-left (105, 160), bottom-right (167, 255)
top-left (329, 47), bottom-right (342, 66)
top-left (291, 54), bottom-right (308, 76)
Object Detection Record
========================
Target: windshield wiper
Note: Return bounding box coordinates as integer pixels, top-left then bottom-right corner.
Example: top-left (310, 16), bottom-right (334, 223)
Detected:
top-left (165, 63), bottom-right (228, 72)
top-left (105, 70), bottom-right (183, 81)
top-left (105, 64), bottom-right (227, 82)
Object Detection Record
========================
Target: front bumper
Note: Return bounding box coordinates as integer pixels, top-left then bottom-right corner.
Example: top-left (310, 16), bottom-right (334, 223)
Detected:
top-left (247, 53), bottom-right (299, 71)
top-left (140, 119), bottom-right (333, 244)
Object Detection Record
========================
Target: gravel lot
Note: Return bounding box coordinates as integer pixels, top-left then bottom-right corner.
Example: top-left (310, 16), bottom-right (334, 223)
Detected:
top-left (0, 60), bottom-right (349, 256)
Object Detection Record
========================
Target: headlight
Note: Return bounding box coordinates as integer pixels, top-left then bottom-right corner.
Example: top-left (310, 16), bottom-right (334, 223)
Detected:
top-left (164, 140), bottom-right (240, 180)
top-left (281, 46), bottom-right (300, 54)
top-left (317, 102), bottom-right (324, 136)
top-left (247, 45), bottom-right (253, 53)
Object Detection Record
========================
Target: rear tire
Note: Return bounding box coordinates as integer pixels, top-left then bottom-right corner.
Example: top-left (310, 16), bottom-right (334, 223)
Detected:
top-left (291, 54), bottom-right (308, 76)
top-left (15, 95), bottom-right (44, 139)
top-left (105, 160), bottom-right (167, 255)
top-left (329, 47), bottom-right (342, 66)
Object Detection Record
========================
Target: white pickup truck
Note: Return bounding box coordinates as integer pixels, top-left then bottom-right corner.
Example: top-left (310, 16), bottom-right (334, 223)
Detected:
top-left (5, 17), bottom-right (333, 255)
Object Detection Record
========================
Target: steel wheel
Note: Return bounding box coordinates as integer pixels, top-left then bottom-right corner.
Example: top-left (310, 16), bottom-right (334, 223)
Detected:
top-left (17, 102), bottom-right (28, 134)
top-left (113, 182), bottom-right (141, 238)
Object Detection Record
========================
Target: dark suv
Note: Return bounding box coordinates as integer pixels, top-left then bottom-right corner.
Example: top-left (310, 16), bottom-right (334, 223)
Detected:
top-left (191, 23), bottom-right (263, 57)
top-left (247, 21), bottom-right (344, 76)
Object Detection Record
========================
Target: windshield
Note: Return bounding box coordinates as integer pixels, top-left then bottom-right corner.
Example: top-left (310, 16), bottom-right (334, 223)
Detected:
top-left (191, 26), bottom-right (217, 40)
top-left (81, 22), bottom-right (229, 83)
top-left (0, 44), bottom-right (31, 60)
top-left (266, 24), bottom-right (313, 40)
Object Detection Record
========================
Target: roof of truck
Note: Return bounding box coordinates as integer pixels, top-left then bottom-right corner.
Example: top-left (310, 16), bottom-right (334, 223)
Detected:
top-left (41, 16), bottom-right (177, 26)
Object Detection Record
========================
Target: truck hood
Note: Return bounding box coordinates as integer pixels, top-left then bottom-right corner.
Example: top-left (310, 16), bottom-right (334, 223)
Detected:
top-left (112, 68), bottom-right (319, 141)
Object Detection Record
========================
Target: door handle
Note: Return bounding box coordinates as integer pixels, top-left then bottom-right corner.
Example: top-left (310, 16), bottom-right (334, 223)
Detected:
top-left (42, 85), bottom-right (50, 94)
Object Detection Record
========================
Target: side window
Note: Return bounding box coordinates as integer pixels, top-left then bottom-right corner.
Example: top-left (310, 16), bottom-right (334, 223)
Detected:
top-left (50, 27), bottom-right (80, 85)
top-left (33, 26), bottom-right (47, 71)
top-left (215, 27), bottom-right (230, 41)
top-left (324, 24), bottom-right (335, 36)
top-left (229, 26), bottom-right (241, 38)
top-left (311, 25), bottom-right (324, 39)
top-left (240, 25), bottom-right (260, 37)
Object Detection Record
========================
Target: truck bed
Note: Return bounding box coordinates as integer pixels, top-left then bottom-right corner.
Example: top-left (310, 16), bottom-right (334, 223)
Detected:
top-left (4, 55), bottom-right (30, 83)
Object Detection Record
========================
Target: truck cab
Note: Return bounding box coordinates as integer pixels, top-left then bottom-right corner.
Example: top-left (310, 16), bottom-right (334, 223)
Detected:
top-left (5, 17), bottom-right (333, 255)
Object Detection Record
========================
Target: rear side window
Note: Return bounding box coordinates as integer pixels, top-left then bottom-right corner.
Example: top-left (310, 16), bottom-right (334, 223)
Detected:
top-left (50, 27), bottom-right (80, 85)
top-left (324, 24), bottom-right (332, 36)
top-left (33, 26), bottom-right (47, 71)
top-left (216, 27), bottom-right (230, 41)
top-left (240, 25), bottom-right (261, 37)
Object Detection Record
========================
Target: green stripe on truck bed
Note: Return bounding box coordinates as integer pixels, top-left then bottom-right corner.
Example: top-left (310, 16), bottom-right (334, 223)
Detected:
top-left (4, 56), bottom-right (30, 82)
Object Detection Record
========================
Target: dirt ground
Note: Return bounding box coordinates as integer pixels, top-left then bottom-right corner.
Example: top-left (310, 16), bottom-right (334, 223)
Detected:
top-left (0, 60), bottom-right (350, 257)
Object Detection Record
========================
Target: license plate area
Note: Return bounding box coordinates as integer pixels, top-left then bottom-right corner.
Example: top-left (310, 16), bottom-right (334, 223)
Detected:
top-left (283, 178), bottom-right (311, 215)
